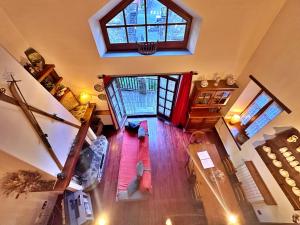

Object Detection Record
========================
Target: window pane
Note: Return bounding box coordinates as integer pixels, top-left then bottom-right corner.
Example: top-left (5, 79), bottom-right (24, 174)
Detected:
top-left (107, 27), bottom-right (127, 43)
top-left (112, 96), bottom-right (118, 108)
top-left (170, 75), bottom-right (179, 79)
top-left (107, 11), bottom-right (125, 26)
top-left (108, 86), bottom-right (114, 97)
top-left (160, 77), bottom-right (167, 88)
top-left (168, 80), bottom-right (176, 91)
top-left (167, 24), bottom-right (186, 41)
top-left (166, 91), bottom-right (174, 101)
top-left (159, 97), bottom-right (165, 106)
top-left (245, 102), bottom-right (282, 138)
top-left (159, 88), bottom-right (166, 98)
top-left (240, 92), bottom-right (272, 125)
top-left (125, 0), bottom-right (145, 25)
top-left (159, 106), bottom-right (164, 113)
top-left (165, 109), bottom-right (171, 117)
top-left (112, 80), bottom-right (118, 91)
top-left (146, 0), bottom-right (167, 24)
top-left (127, 26), bottom-right (146, 43)
top-left (165, 100), bottom-right (172, 109)
top-left (147, 25), bottom-right (166, 42)
top-left (168, 9), bottom-right (186, 23)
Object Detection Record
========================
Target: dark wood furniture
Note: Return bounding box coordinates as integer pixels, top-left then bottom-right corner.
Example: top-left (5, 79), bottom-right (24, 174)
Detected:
top-left (37, 64), bottom-right (63, 95)
top-left (185, 80), bottom-right (238, 131)
top-left (256, 127), bottom-right (300, 210)
top-left (187, 143), bottom-right (245, 225)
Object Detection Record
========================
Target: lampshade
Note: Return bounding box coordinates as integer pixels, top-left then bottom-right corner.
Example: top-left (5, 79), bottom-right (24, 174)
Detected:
top-left (79, 92), bottom-right (91, 104)
top-left (230, 114), bottom-right (241, 124)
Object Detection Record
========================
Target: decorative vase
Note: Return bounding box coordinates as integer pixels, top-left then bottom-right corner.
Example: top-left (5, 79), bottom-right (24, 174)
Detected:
top-left (226, 74), bottom-right (236, 86)
top-left (200, 79), bottom-right (208, 87)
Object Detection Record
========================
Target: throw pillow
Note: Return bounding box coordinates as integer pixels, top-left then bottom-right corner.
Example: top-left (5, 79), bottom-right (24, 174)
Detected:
top-left (127, 176), bottom-right (139, 196)
top-left (126, 121), bottom-right (140, 132)
top-left (136, 161), bottom-right (144, 178)
top-left (138, 126), bottom-right (146, 139)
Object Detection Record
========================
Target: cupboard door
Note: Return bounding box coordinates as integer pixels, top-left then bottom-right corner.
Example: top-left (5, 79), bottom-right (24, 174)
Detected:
top-left (193, 91), bottom-right (214, 106)
top-left (211, 90), bottom-right (232, 105)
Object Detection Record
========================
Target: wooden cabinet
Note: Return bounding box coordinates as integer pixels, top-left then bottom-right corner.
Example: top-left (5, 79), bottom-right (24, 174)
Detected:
top-left (36, 64), bottom-right (63, 96)
top-left (185, 80), bottom-right (238, 131)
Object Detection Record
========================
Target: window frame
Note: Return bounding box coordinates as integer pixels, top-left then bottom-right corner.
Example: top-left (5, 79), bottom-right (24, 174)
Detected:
top-left (99, 0), bottom-right (193, 52)
top-left (240, 90), bottom-right (282, 138)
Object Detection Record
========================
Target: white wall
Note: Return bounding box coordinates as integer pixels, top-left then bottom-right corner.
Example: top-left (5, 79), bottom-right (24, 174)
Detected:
top-left (0, 7), bottom-right (28, 60)
top-left (0, 149), bottom-right (60, 225)
top-left (0, 0), bottom-right (286, 110)
top-left (216, 0), bottom-right (300, 223)
top-left (0, 46), bottom-right (80, 176)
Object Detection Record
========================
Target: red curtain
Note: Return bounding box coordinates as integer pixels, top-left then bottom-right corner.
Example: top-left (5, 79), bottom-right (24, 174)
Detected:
top-left (171, 72), bottom-right (193, 127)
top-left (103, 75), bottom-right (112, 87)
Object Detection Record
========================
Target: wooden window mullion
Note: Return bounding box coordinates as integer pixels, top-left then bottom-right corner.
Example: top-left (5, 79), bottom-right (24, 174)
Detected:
top-left (122, 10), bottom-right (129, 43)
top-left (243, 100), bottom-right (274, 130)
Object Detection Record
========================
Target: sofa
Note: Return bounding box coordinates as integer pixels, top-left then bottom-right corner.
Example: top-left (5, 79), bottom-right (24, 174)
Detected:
top-left (74, 135), bottom-right (108, 191)
top-left (116, 120), bottom-right (152, 201)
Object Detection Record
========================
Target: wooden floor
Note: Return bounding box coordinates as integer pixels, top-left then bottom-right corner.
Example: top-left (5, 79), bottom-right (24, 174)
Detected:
top-left (91, 118), bottom-right (208, 225)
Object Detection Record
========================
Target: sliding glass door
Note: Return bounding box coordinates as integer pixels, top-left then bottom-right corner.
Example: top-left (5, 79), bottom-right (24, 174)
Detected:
top-left (157, 76), bottom-right (180, 120)
top-left (105, 79), bottom-right (127, 129)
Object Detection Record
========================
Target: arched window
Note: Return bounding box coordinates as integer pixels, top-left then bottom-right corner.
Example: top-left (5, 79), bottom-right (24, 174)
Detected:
top-left (100, 0), bottom-right (192, 52)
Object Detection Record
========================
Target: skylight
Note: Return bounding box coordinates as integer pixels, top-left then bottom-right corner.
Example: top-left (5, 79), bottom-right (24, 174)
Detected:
top-left (100, 0), bottom-right (192, 52)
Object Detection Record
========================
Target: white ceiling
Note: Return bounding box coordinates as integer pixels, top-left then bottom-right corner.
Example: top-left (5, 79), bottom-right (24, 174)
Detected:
top-left (0, 0), bottom-right (286, 96)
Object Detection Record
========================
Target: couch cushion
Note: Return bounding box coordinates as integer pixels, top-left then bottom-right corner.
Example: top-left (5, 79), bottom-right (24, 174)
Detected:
top-left (140, 170), bottom-right (151, 193)
top-left (138, 126), bottom-right (146, 139)
top-left (127, 177), bottom-right (140, 196)
top-left (136, 161), bottom-right (144, 178)
top-left (126, 121), bottom-right (140, 133)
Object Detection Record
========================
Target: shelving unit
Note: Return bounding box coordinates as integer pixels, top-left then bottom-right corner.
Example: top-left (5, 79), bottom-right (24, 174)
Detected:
top-left (185, 80), bottom-right (238, 131)
top-left (35, 64), bottom-right (63, 96)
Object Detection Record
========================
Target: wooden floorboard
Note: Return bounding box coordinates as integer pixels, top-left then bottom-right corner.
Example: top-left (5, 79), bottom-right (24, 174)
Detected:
top-left (90, 118), bottom-right (208, 225)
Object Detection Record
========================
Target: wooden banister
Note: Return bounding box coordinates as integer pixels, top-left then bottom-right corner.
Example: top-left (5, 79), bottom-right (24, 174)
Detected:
top-left (53, 103), bottom-right (96, 191)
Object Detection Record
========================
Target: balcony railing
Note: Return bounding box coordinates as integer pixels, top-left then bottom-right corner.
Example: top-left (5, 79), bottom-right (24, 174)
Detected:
top-left (117, 76), bottom-right (157, 92)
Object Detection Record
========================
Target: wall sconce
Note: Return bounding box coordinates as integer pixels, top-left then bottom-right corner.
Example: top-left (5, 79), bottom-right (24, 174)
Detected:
top-left (79, 92), bottom-right (92, 105)
top-left (230, 114), bottom-right (241, 125)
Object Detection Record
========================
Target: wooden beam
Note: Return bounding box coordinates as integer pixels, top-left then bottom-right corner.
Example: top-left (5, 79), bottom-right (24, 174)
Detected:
top-left (98, 71), bottom-right (198, 78)
top-left (0, 93), bottom-right (80, 129)
top-left (249, 75), bottom-right (291, 113)
top-left (9, 82), bottom-right (63, 169)
top-left (54, 104), bottom-right (96, 191)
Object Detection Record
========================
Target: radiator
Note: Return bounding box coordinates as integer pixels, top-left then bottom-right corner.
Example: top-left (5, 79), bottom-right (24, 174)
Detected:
top-left (236, 163), bottom-right (264, 203)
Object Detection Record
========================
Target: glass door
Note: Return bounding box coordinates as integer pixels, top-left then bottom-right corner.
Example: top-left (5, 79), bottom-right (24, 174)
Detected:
top-left (157, 75), bottom-right (180, 120)
top-left (105, 78), bottom-right (127, 129)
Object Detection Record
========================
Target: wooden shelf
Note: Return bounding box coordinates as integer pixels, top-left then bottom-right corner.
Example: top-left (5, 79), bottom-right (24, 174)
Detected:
top-left (256, 128), bottom-right (300, 210)
top-left (50, 77), bottom-right (63, 95)
top-left (189, 110), bottom-right (222, 118)
top-left (185, 80), bottom-right (238, 131)
top-left (194, 79), bottom-right (238, 90)
top-left (37, 64), bottom-right (55, 82)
